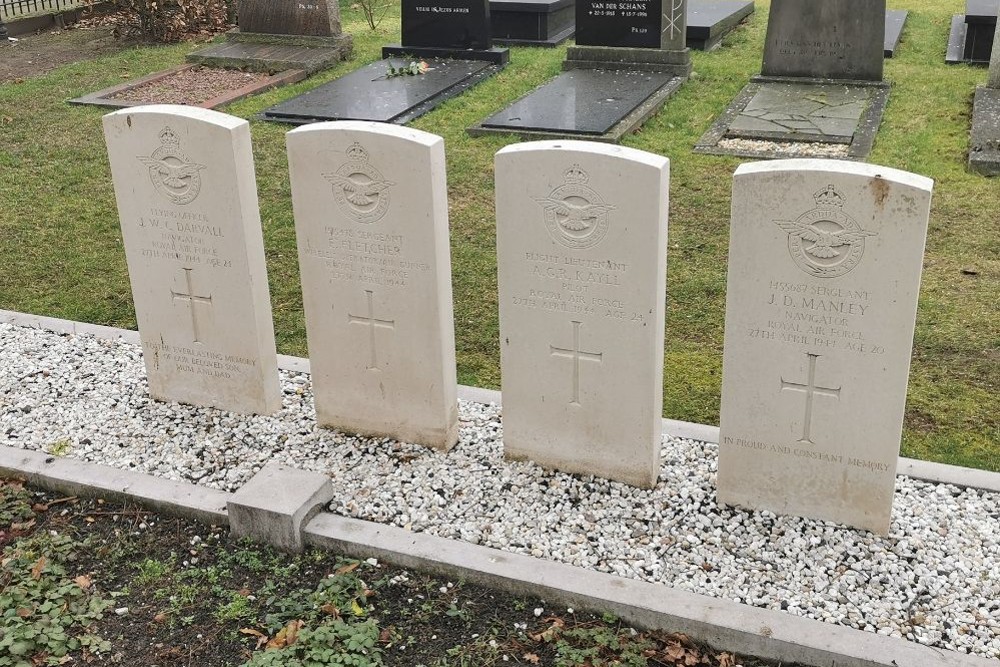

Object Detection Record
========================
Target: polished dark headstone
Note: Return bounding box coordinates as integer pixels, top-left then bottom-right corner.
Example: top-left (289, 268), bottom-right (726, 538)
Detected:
top-left (490, 0), bottom-right (575, 46)
top-left (761, 0), bottom-right (885, 81)
top-left (576, 0), bottom-right (662, 48)
top-left (383, 0), bottom-right (509, 62)
top-left (261, 58), bottom-right (496, 125)
top-left (479, 69), bottom-right (675, 134)
top-left (884, 9), bottom-right (907, 57)
top-left (686, 0), bottom-right (754, 51)
top-left (950, 0), bottom-right (998, 64)
top-left (401, 0), bottom-right (491, 49)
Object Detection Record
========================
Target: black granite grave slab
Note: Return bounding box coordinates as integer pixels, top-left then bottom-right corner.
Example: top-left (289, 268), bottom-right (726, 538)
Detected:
top-left (490, 0), bottom-right (576, 46)
top-left (687, 0), bottom-right (754, 51)
top-left (187, 37), bottom-right (351, 74)
top-left (884, 9), bottom-right (908, 57)
top-left (469, 69), bottom-right (683, 140)
top-left (947, 0), bottom-right (998, 64)
top-left (694, 80), bottom-right (889, 159)
top-left (576, 0), bottom-right (662, 49)
top-left (260, 58), bottom-right (499, 125)
top-left (969, 86), bottom-right (1000, 175)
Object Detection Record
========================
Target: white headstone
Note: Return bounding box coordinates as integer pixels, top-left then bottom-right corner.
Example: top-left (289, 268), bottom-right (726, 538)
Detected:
top-left (718, 159), bottom-right (933, 534)
top-left (102, 105), bottom-right (281, 415)
top-left (286, 121), bottom-right (458, 449)
top-left (495, 141), bottom-right (669, 488)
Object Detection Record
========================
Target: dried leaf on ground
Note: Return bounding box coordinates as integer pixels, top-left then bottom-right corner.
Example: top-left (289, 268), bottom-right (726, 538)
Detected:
top-left (74, 574), bottom-right (92, 590)
top-left (523, 652), bottom-right (540, 664)
top-left (240, 627), bottom-right (269, 649)
top-left (529, 617), bottom-right (565, 642)
top-left (334, 561), bottom-right (360, 575)
top-left (30, 555), bottom-right (46, 580)
top-left (267, 620), bottom-right (304, 649)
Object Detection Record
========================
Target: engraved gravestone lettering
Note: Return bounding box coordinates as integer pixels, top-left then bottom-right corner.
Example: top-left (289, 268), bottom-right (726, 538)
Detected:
top-left (324, 143), bottom-right (394, 224)
top-left (138, 127), bottom-right (205, 206)
top-left (780, 352), bottom-right (841, 444)
top-left (550, 320), bottom-right (603, 405)
top-left (347, 289), bottom-right (395, 370)
top-left (773, 184), bottom-right (878, 279)
top-left (171, 267), bottom-right (213, 343)
top-left (535, 166), bottom-right (615, 249)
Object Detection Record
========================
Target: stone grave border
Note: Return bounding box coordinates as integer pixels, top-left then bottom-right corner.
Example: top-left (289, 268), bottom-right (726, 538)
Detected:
top-left (969, 86), bottom-right (1000, 175)
top-left (466, 74), bottom-right (685, 142)
top-left (68, 64), bottom-right (306, 110)
top-left (692, 78), bottom-right (890, 160)
top-left (1, 307), bottom-right (999, 667)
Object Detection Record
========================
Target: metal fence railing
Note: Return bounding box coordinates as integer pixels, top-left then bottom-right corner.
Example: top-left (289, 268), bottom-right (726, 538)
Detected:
top-left (0, 0), bottom-right (87, 20)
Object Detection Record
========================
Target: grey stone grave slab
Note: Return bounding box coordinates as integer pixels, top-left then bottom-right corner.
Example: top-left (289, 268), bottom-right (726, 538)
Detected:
top-left (695, 0), bottom-right (890, 160)
top-left (884, 9), bottom-right (907, 57)
top-left (186, 0), bottom-right (352, 73)
top-left (261, 58), bottom-right (498, 125)
top-left (726, 83), bottom-right (871, 143)
top-left (490, 0), bottom-right (576, 46)
top-left (968, 17), bottom-right (1000, 175)
top-left (947, 0), bottom-right (998, 65)
top-left (477, 69), bottom-right (677, 135)
top-left (686, 0), bottom-right (754, 51)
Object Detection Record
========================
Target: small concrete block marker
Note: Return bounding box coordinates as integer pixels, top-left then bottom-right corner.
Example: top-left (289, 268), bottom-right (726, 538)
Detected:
top-left (102, 105), bottom-right (281, 416)
top-left (228, 464), bottom-right (335, 552)
top-left (287, 122), bottom-right (459, 450)
top-left (718, 159), bottom-right (933, 534)
top-left (495, 141), bottom-right (669, 488)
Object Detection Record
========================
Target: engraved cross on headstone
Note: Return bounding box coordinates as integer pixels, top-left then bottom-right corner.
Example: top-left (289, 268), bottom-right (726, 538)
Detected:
top-left (780, 352), bottom-right (841, 445)
top-left (347, 290), bottom-right (395, 371)
top-left (660, 0), bottom-right (687, 50)
top-left (550, 320), bottom-right (603, 406)
top-left (171, 267), bottom-right (213, 343)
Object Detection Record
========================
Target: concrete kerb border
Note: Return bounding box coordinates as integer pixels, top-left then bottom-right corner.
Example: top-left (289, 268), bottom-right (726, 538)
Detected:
top-left (2, 308), bottom-right (999, 666)
top-left (0, 447), bottom-right (994, 667)
top-left (4, 308), bottom-right (997, 494)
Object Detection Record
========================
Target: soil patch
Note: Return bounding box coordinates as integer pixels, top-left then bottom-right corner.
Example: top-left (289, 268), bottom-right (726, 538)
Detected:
top-left (0, 26), bottom-right (122, 83)
top-left (0, 477), bottom-right (790, 667)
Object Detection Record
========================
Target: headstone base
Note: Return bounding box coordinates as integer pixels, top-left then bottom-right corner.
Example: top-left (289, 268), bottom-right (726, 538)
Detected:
top-left (563, 45), bottom-right (693, 76)
top-left (490, 0), bottom-right (576, 47)
top-left (261, 57), bottom-right (503, 125)
top-left (687, 0), bottom-right (754, 51)
top-left (468, 69), bottom-right (684, 141)
top-left (945, 0), bottom-right (997, 65)
top-left (969, 86), bottom-right (1000, 175)
top-left (187, 29), bottom-right (353, 74)
top-left (382, 44), bottom-right (510, 65)
top-left (694, 79), bottom-right (889, 160)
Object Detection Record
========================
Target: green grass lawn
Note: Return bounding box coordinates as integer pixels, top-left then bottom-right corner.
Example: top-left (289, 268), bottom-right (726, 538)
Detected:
top-left (0, 0), bottom-right (996, 470)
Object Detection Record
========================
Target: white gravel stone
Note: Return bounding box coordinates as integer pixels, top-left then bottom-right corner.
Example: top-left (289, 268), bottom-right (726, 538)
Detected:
top-left (1, 322), bottom-right (999, 658)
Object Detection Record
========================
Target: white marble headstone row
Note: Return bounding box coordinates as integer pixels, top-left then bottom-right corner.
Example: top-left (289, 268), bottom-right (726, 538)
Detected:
top-left (103, 106), bottom-right (933, 534)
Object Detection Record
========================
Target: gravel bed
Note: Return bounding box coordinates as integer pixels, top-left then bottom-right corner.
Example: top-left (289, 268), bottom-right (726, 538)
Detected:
top-left (109, 66), bottom-right (271, 106)
top-left (2, 322), bottom-right (998, 658)
top-left (717, 138), bottom-right (851, 158)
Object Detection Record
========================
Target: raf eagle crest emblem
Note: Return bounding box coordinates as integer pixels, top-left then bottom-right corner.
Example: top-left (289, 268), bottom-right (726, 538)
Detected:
top-left (534, 165), bottom-right (615, 249)
top-left (772, 184), bottom-right (878, 278)
top-left (325, 143), bottom-right (394, 224)
top-left (138, 127), bottom-right (205, 206)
